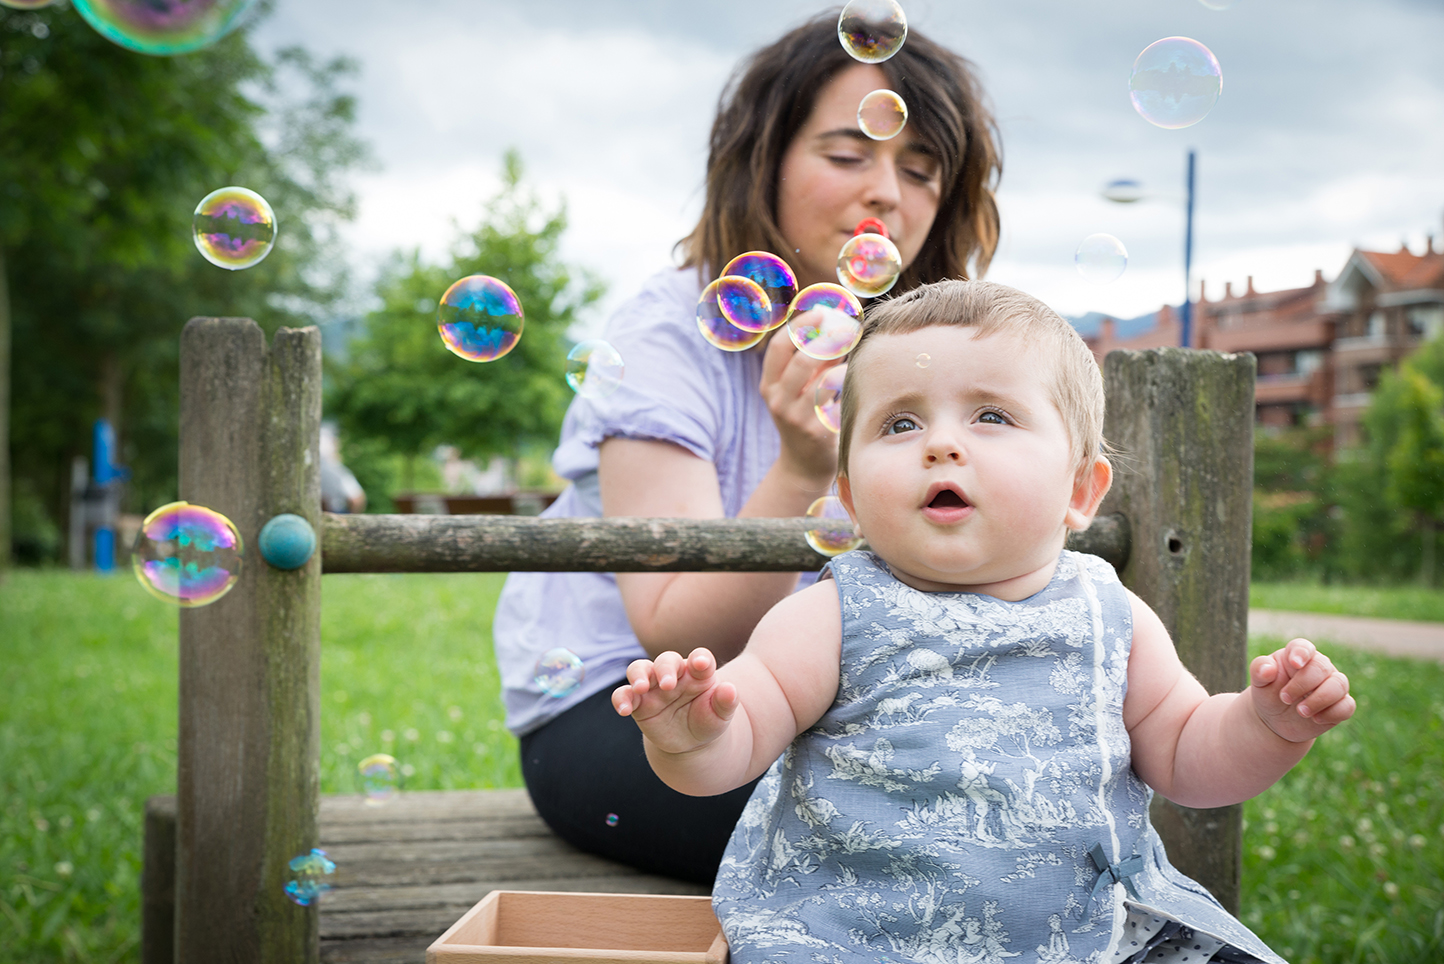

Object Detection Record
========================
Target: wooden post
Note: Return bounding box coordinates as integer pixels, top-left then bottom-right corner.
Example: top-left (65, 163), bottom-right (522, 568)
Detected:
top-left (1100, 347), bottom-right (1255, 914)
top-left (176, 318), bottom-right (322, 963)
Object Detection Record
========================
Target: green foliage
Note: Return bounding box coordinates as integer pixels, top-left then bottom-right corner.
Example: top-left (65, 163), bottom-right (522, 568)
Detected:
top-left (0, 569), bottom-right (518, 962)
top-left (1, 4), bottom-right (368, 557)
top-left (326, 152), bottom-right (603, 469)
top-left (1251, 427), bottom-right (1334, 581)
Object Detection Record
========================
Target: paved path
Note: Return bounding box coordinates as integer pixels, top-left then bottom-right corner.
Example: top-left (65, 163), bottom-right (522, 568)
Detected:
top-left (1249, 609), bottom-right (1444, 663)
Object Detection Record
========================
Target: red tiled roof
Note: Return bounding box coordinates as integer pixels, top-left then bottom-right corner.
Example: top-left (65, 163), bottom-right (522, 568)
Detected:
top-left (1358, 248), bottom-right (1444, 291)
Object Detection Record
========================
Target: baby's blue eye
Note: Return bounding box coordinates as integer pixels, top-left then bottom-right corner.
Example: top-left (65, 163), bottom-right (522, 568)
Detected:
top-left (978, 411), bottom-right (1007, 425)
top-left (885, 416), bottom-right (920, 434)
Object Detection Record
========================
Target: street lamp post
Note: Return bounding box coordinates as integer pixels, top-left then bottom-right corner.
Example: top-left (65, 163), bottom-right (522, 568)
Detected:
top-left (1102, 148), bottom-right (1198, 349)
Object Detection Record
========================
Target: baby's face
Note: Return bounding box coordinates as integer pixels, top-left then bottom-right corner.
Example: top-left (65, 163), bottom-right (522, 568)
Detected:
top-left (838, 326), bottom-right (1092, 598)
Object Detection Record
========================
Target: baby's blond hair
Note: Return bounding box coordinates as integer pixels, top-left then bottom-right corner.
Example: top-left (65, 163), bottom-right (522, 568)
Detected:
top-left (837, 280), bottom-right (1106, 479)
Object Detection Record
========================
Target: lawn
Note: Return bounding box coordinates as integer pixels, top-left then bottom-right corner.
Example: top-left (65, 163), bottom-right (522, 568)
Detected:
top-left (1251, 581), bottom-right (1444, 623)
top-left (2, 570), bottom-right (1441, 963)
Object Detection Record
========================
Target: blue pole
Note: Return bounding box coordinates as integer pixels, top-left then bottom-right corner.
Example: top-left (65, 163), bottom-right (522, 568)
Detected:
top-left (1181, 149), bottom-right (1196, 348)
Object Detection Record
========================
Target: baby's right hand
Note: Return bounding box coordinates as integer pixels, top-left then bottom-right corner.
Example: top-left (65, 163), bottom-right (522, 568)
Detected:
top-left (612, 648), bottom-right (739, 754)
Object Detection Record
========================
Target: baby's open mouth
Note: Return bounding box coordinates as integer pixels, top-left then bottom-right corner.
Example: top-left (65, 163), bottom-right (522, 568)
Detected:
top-left (927, 489), bottom-right (969, 509)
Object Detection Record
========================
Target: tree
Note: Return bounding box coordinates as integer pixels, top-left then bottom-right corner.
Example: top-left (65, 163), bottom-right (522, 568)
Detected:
top-left (327, 152), bottom-right (603, 494)
top-left (1, 3), bottom-right (368, 564)
top-left (1363, 334), bottom-right (1444, 585)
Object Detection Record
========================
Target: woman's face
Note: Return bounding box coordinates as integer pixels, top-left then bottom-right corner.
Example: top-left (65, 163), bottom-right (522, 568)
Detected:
top-left (776, 64), bottom-right (945, 289)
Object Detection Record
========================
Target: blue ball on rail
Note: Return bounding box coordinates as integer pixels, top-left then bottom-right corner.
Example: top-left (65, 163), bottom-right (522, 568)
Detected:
top-left (258, 513), bottom-right (317, 571)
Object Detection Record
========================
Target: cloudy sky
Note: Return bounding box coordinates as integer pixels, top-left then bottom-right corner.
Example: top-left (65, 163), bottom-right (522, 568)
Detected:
top-left (252, 0), bottom-right (1444, 334)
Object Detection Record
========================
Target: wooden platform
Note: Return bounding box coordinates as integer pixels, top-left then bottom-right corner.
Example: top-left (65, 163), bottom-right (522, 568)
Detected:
top-left (143, 790), bottom-right (710, 964)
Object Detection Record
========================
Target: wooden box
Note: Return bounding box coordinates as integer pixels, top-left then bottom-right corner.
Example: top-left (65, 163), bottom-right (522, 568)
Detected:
top-left (427, 891), bottom-right (729, 963)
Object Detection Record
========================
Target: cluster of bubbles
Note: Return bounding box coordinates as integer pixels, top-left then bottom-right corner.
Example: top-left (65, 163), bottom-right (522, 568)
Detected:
top-left (192, 186), bottom-right (276, 270)
top-left (284, 848), bottom-right (336, 907)
top-left (1129, 37), bottom-right (1223, 130)
top-left (132, 501), bottom-right (243, 608)
top-left (358, 753), bottom-right (400, 806)
top-left (1075, 234), bottom-right (1129, 285)
top-left (804, 496), bottom-right (864, 557)
top-left (534, 647), bottom-right (586, 698)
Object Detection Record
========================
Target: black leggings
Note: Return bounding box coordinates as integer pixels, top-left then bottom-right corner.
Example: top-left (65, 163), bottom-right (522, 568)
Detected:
top-left (519, 682), bottom-right (762, 885)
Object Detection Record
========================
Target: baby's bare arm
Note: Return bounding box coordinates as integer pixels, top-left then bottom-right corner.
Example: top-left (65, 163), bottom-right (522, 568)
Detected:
top-left (1123, 591), bottom-right (1355, 808)
top-left (612, 579), bottom-right (842, 796)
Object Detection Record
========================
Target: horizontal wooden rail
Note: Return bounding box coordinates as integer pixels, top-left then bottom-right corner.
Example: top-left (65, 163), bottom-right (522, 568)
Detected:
top-left (320, 512), bottom-right (1130, 574)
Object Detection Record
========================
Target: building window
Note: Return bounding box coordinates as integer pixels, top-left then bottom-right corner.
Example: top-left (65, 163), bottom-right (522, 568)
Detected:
top-left (1406, 304), bottom-right (1444, 340)
top-left (1296, 350), bottom-right (1324, 375)
top-left (1367, 311), bottom-right (1386, 339)
top-left (1358, 363), bottom-right (1383, 392)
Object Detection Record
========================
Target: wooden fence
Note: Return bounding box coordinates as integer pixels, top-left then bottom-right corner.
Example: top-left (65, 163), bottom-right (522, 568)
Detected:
top-left (150, 316), bottom-right (1254, 963)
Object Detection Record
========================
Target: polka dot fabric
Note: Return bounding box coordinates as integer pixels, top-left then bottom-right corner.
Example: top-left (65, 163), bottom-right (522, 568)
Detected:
top-left (1112, 909), bottom-right (1229, 964)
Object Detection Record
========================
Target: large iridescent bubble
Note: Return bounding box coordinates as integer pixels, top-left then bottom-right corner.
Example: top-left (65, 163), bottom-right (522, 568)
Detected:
top-left (1129, 37), bottom-right (1222, 130)
top-left (193, 187), bottom-right (276, 271)
top-left (717, 276), bottom-right (773, 333)
top-left (565, 340), bottom-right (625, 399)
top-left (132, 501), bottom-right (243, 608)
top-left (72, 0), bottom-right (257, 56)
top-left (697, 280), bottom-right (767, 352)
top-left (720, 252), bottom-right (798, 332)
top-left (857, 89), bottom-right (908, 141)
top-left (837, 233), bottom-right (902, 298)
top-left (437, 275), bottom-right (524, 362)
top-left (0, 0), bottom-right (57, 9)
top-left (805, 496), bottom-right (864, 557)
top-left (534, 648), bottom-right (586, 698)
top-left (838, 0), bottom-right (907, 64)
top-left (786, 284), bottom-right (865, 360)
top-left (283, 849), bottom-right (335, 907)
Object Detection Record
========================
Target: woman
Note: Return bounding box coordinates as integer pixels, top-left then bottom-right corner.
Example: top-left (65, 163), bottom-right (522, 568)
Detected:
top-left (492, 10), bottom-right (1001, 883)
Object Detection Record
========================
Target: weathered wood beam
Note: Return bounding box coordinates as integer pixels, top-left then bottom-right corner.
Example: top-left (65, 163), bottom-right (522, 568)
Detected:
top-left (320, 511), bottom-right (1130, 574)
top-left (177, 318), bottom-right (322, 964)
top-left (1100, 347), bottom-right (1255, 915)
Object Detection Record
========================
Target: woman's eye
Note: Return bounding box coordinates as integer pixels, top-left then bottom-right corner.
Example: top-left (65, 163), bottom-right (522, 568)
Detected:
top-left (885, 416), bottom-right (920, 434)
top-left (828, 155), bottom-right (863, 166)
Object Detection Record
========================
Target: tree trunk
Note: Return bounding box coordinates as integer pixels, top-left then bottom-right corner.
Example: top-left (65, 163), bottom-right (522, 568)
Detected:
top-left (0, 244), bottom-right (9, 577)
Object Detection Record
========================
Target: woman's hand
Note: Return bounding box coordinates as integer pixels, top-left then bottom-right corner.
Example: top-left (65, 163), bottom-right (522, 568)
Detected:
top-left (759, 331), bottom-right (840, 489)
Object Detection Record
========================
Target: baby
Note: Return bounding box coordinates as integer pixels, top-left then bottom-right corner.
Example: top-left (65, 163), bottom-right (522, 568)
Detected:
top-left (614, 280), bottom-right (1354, 964)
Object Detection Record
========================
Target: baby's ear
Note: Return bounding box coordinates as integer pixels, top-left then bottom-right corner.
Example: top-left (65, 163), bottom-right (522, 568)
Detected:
top-left (1064, 457), bottom-right (1112, 531)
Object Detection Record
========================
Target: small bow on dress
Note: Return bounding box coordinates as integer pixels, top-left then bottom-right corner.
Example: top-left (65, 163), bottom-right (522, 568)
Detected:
top-left (1089, 842), bottom-right (1143, 901)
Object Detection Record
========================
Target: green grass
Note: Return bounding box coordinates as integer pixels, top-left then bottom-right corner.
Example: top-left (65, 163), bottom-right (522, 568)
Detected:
top-left (2, 571), bottom-right (1441, 963)
top-left (1, 569), bottom-right (518, 963)
top-left (1251, 581), bottom-right (1444, 623)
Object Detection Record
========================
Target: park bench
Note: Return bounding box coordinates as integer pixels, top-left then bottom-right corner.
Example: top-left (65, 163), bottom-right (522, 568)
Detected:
top-left (141, 317), bottom-right (1255, 964)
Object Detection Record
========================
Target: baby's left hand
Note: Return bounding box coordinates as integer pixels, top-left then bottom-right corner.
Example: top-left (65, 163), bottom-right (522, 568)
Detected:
top-left (1249, 638), bottom-right (1355, 743)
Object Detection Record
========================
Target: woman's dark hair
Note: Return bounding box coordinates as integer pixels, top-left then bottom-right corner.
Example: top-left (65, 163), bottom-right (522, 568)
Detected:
top-left (678, 10), bottom-right (1001, 286)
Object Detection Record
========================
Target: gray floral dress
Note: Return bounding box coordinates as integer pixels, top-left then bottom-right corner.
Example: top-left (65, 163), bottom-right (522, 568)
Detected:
top-left (713, 550), bottom-right (1286, 964)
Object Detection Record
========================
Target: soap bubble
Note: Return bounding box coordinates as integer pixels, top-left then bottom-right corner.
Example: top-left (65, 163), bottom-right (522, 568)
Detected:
top-left (192, 187), bottom-right (276, 271)
top-left (1075, 234), bottom-right (1129, 284)
top-left (697, 280), bottom-right (767, 352)
top-left (916, 353), bottom-right (931, 369)
top-left (805, 496), bottom-right (863, 557)
top-left (787, 284), bottom-right (864, 359)
top-left (1102, 179), bottom-right (1145, 204)
top-left (814, 364), bottom-right (848, 434)
top-left (534, 648), bottom-right (585, 698)
top-left (717, 275), bottom-right (773, 333)
top-left (284, 849), bottom-right (335, 907)
top-left (72, 0), bottom-right (258, 55)
top-left (720, 252), bottom-right (798, 331)
top-left (838, 0), bottom-right (906, 64)
top-left (566, 340), bottom-right (625, 399)
top-left (132, 502), bottom-right (242, 608)
top-left (857, 89), bottom-right (908, 141)
top-left (837, 233), bottom-right (902, 298)
top-left (854, 217), bottom-right (890, 239)
top-left (605, 813), bottom-right (619, 827)
top-left (438, 275), bottom-right (524, 362)
top-left (357, 754), bottom-right (399, 806)
top-left (0, 0), bottom-right (56, 9)
top-left (1129, 37), bottom-right (1222, 130)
